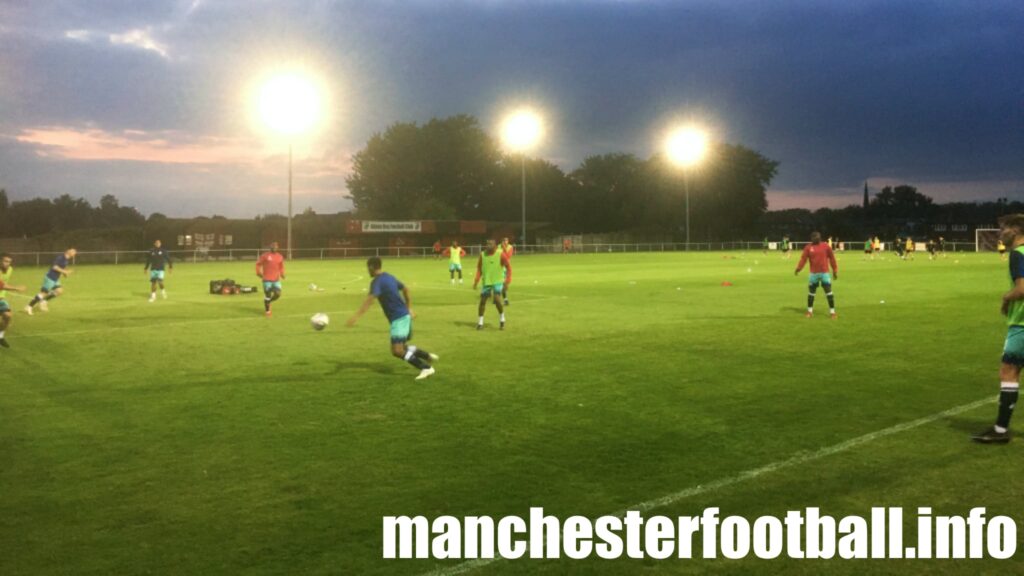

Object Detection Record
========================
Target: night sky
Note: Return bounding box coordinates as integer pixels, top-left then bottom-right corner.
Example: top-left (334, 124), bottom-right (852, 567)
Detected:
top-left (1, 0), bottom-right (1022, 217)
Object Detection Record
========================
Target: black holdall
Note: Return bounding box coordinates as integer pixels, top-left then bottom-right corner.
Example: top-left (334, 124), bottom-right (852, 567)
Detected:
top-left (209, 279), bottom-right (244, 294)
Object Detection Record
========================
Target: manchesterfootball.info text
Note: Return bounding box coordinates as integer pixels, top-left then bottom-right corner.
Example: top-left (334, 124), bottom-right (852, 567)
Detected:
top-left (383, 507), bottom-right (1017, 562)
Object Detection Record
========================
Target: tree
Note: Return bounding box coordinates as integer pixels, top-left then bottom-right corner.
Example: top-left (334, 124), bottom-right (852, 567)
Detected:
top-left (52, 194), bottom-right (95, 231)
top-left (566, 154), bottom-right (644, 232)
top-left (7, 198), bottom-right (55, 237)
top-left (95, 194), bottom-right (145, 228)
top-left (347, 115), bottom-right (505, 220)
top-left (0, 189), bottom-right (9, 237)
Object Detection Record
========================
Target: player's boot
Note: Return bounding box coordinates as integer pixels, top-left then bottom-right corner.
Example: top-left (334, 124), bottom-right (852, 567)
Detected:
top-left (830, 312), bottom-right (838, 320)
top-left (458, 279), bottom-right (463, 285)
top-left (476, 323), bottom-right (483, 331)
top-left (805, 311), bottom-right (813, 318)
top-left (149, 294), bottom-right (156, 303)
top-left (972, 427), bottom-right (1011, 444)
top-left (24, 305), bottom-right (33, 316)
top-left (265, 309), bottom-right (272, 317)
top-left (500, 320), bottom-right (505, 330)
top-left (415, 367), bottom-right (436, 381)
top-left (0, 338), bottom-right (9, 348)
top-left (39, 300), bottom-right (49, 312)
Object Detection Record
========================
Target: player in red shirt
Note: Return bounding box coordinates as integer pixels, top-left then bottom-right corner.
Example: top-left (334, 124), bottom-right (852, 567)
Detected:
top-left (794, 231), bottom-right (839, 319)
top-left (499, 237), bottom-right (515, 305)
top-left (256, 241), bottom-right (286, 316)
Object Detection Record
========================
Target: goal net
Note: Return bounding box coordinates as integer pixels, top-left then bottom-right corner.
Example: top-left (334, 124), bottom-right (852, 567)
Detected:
top-left (975, 228), bottom-right (1000, 252)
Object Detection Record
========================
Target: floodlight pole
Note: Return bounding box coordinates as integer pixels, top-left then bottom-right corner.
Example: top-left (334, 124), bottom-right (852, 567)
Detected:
top-left (521, 154), bottom-right (527, 247)
top-left (287, 143), bottom-right (293, 260)
top-left (684, 167), bottom-right (690, 249)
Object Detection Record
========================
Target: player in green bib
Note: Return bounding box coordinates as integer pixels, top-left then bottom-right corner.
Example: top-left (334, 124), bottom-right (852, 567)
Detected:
top-left (975, 214), bottom-right (1024, 443)
top-left (444, 241), bottom-right (466, 285)
top-left (0, 253), bottom-right (27, 348)
top-left (472, 239), bottom-right (512, 330)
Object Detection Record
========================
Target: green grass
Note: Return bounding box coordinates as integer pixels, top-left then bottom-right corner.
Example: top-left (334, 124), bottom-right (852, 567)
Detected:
top-left (1, 251), bottom-right (1020, 575)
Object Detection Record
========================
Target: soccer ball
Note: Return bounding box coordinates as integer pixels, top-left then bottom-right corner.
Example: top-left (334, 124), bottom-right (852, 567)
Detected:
top-left (310, 313), bottom-right (329, 331)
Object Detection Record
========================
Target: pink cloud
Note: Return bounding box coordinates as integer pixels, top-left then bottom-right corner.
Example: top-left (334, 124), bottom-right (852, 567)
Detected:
top-left (16, 126), bottom-right (259, 164)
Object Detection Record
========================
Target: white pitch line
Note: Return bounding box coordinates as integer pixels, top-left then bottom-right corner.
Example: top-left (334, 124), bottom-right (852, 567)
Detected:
top-left (420, 395), bottom-right (996, 576)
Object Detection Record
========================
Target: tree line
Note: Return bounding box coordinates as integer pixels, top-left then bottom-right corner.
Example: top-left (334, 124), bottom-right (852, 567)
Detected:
top-left (764, 185), bottom-right (1022, 241)
top-left (0, 190), bottom-right (146, 238)
top-left (346, 115), bottom-right (779, 240)
top-left (2, 113), bottom-right (1017, 243)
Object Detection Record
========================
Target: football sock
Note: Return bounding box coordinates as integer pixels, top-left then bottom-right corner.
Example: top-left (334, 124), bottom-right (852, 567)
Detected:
top-left (408, 345), bottom-right (432, 361)
top-left (477, 316), bottom-right (484, 326)
top-left (500, 312), bottom-right (506, 323)
top-left (807, 287), bottom-right (816, 311)
top-left (403, 349), bottom-right (429, 370)
top-left (0, 331), bottom-right (5, 339)
top-left (996, 382), bottom-right (1019, 432)
top-left (28, 295), bottom-right (42, 307)
top-left (45, 293), bottom-right (57, 301)
top-left (825, 286), bottom-right (835, 311)
top-left (264, 297), bottom-right (271, 311)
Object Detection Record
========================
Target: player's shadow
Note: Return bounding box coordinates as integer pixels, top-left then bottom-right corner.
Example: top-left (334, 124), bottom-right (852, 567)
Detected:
top-left (780, 306), bottom-right (806, 314)
top-left (452, 320), bottom-right (479, 328)
top-left (945, 415), bottom-right (989, 434)
top-left (328, 361), bottom-right (403, 376)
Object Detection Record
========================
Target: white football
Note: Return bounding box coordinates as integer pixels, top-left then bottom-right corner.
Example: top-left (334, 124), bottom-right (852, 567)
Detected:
top-left (311, 312), bottom-right (330, 331)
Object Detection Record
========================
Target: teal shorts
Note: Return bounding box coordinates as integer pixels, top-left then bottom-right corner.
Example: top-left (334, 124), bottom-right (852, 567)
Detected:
top-left (808, 272), bottom-right (833, 287)
top-left (390, 314), bottom-right (412, 344)
top-left (262, 280), bottom-right (283, 292)
top-left (480, 283), bottom-right (504, 297)
top-left (449, 263), bottom-right (462, 272)
top-left (0, 299), bottom-right (10, 314)
top-left (150, 270), bottom-right (166, 281)
top-left (1002, 326), bottom-right (1024, 366)
top-left (42, 277), bottom-right (61, 292)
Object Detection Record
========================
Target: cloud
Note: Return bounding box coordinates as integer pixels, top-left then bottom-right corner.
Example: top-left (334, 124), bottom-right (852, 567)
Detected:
top-left (16, 126), bottom-right (256, 164)
top-left (61, 26), bottom-right (170, 59)
top-left (2, 0), bottom-right (1023, 217)
top-left (108, 28), bottom-right (170, 59)
top-left (64, 29), bottom-right (92, 41)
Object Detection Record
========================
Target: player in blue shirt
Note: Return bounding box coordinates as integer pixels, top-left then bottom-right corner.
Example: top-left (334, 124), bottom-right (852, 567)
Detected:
top-left (25, 248), bottom-right (76, 316)
top-left (144, 239), bottom-right (173, 302)
top-left (347, 257), bottom-right (439, 380)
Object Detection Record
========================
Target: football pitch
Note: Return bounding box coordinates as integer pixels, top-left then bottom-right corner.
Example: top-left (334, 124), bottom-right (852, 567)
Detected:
top-left (1, 251), bottom-right (1020, 575)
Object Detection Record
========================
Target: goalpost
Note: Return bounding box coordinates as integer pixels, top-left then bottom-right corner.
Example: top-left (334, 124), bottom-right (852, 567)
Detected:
top-left (975, 228), bottom-right (1000, 252)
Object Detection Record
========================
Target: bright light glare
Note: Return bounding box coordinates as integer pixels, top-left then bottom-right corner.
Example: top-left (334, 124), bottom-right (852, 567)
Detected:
top-left (501, 109), bottom-right (543, 153)
top-left (665, 126), bottom-right (709, 168)
top-left (255, 73), bottom-right (323, 136)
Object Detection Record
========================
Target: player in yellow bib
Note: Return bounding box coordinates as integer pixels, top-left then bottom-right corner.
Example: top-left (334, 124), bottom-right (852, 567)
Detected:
top-left (443, 241), bottom-right (467, 285)
top-left (473, 239), bottom-right (512, 330)
top-left (0, 253), bottom-right (27, 348)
